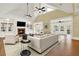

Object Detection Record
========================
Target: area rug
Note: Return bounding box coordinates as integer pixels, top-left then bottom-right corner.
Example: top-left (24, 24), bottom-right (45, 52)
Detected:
top-left (4, 42), bottom-right (59, 56)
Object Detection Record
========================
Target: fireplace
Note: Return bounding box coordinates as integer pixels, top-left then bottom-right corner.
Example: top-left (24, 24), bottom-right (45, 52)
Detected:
top-left (18, 28), bottom-right (25, 36)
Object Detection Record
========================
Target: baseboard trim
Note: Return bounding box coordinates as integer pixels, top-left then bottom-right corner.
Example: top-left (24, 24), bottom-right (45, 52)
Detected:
top-left (72, 37), bottom-right (79, 40)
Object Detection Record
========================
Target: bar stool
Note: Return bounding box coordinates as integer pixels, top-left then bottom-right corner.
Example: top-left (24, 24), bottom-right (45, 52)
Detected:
top-left (20, 34), bottom-right (31, 56)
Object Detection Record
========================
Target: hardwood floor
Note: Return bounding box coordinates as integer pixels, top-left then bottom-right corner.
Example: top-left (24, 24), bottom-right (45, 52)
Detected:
top-left (0, 37), bottom-right (79, 56)
top-left (0, 38), bottom-right (6, 56)
top-left (46, 39), bottom-right (79, 56)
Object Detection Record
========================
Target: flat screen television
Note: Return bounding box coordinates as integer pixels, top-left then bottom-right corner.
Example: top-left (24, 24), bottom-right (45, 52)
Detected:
top-left (17, 21), bottom-right (26, 27)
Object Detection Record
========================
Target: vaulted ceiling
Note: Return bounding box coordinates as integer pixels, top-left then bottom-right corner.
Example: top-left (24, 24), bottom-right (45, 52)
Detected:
top-left (47, 3), bottom-right (73, 13)
top-left (0, 3), bottom-right (79, 20)
top-left (0, 3), bottom-right (34, 19)
top-left (47, 3), bottom-right (79, 14)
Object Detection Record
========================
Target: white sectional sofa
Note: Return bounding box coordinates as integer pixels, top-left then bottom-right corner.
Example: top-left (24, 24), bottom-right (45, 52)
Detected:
top-left (28, 34), bottom-right (58, 53)
top-left (4, 35), bottom-right (19, 45)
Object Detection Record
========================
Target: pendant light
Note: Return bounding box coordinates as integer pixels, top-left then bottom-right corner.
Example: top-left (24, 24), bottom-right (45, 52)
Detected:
top-left (25, 3), bottom-right (32, 18)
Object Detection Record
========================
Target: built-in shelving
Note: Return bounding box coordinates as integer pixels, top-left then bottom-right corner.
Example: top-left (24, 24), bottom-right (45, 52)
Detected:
top-left (0, 22), bottom-right (13, 32)
top-left (50, 16), bottom-right (73, 35)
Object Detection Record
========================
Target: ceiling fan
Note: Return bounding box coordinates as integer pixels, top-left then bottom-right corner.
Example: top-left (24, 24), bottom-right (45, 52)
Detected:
top-left (24, 3), bottom-right (32, 18)
top-left (35, 3), bottom-right (46, 13)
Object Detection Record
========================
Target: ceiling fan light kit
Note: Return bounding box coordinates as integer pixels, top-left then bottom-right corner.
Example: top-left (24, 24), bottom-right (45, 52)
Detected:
top-left (24, 3), bottom-right (46, 18)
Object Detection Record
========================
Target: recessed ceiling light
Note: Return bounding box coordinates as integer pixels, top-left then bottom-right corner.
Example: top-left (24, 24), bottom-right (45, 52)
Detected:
top-left (6, 18), bottom-right (9, 21)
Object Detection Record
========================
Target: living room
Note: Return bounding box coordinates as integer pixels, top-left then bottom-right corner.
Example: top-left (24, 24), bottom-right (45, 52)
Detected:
top-left (0, 3), bottom-right (79, 56)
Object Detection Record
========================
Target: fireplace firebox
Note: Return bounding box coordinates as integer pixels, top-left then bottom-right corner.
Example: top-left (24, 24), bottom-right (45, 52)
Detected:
top-left (18, 28), bottom-right (25, 36)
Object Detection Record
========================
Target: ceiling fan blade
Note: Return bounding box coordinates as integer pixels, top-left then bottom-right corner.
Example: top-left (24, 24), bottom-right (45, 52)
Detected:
top-left (35, 5), bottom-right (46, 12)
top-left (42, 9), bottom-right (46, 12)
top-left (35, 7), bottom-right (39, 9)
top-left (25, 14), bottom-right (32, 17)
top-left (41, 7), bottom-right (45, 9)
top-left (29, 15), bottom-right (32, 17)
top-left (35, 7), bottom-right (43, 10)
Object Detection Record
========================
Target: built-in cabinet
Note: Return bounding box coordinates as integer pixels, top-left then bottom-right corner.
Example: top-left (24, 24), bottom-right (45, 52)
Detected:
top-left (0, 23), bottom-right (13, 32)
top-left (50, 17), bottom-right (73, 35)
top-left (33, 22), bottom-right (44, 34)
top-left (0, 19), bottom-right (15, 37)
top-left (26, 21), bottom-right (33, 34)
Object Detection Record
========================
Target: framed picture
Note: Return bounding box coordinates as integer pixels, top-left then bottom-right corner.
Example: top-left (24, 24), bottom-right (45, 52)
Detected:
top-left (8, 23), bottom-right (13, 31)
top-left (1, 23), bottom-right (6, 32)
top-left (60, 26), bottom-right (64, 31)
top-left (54, 25), bottom-right (59, 31)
